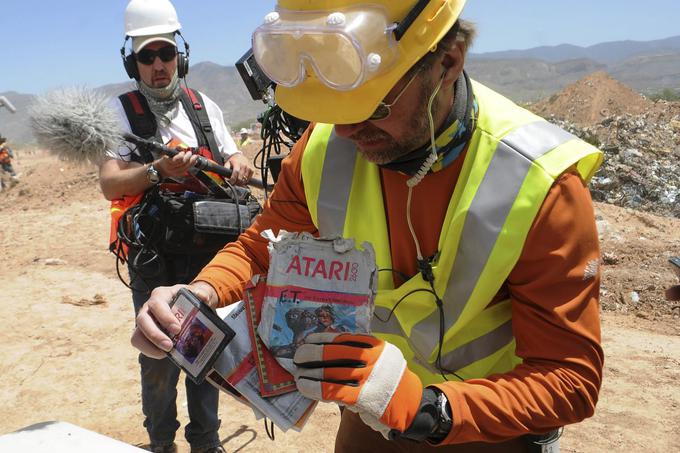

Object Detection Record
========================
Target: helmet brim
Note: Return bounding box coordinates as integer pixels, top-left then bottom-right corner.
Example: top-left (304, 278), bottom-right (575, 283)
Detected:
top-left (126, 24), bottom-right (180, 37)
top-left (275, 65), bottom-right (407, 125)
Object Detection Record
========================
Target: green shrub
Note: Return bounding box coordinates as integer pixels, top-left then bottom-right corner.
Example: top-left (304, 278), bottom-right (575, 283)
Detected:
top-left (649, 88), bottom-right (680, 102)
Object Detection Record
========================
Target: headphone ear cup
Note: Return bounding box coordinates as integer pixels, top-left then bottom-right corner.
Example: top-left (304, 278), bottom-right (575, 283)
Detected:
top-left (177, 52), bottom-right (189, 78)
top-left (124, 54), bottom-right (139, 80)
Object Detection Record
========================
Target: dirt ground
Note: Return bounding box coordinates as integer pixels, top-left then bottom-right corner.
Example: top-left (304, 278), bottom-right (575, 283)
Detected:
top-left (1, 149), bottom-right (678, 452)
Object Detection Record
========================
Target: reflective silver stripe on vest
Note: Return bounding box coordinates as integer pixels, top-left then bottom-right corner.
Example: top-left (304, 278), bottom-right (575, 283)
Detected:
top-left (437, 320), bottom-right (513, 372)
top-left (372, 306), bottom-right (408, 337)
top-left (372, 305), bottom-right (441, 374)
top-left (317, 129), bottom-right (357, 237)
top-left (317, 121), bottom-right (574, 372)
top-left (408, 121), bottom-right (575, 364)
top-left (372, 307), bottom-right (514, 374)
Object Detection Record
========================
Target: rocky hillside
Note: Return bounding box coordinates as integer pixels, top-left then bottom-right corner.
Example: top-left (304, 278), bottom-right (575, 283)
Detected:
top-left (469, 34), bottom-right (680, 100)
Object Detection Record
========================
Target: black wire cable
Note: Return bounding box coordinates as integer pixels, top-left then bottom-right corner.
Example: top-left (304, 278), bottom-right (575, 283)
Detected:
top-left (373, 268), bottom-right (465, 382)
top-left (255, 105), bottom-right (306, 198)
top-left (113, 187), bottom-right (166, 292)
top-left (378, 267), bottom-right (412, 287)
top-left (264, 418), bottom-right (275, 441)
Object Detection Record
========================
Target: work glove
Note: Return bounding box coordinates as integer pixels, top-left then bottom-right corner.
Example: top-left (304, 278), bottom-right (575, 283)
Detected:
top-left (293, 333), bottom-right (424, 437)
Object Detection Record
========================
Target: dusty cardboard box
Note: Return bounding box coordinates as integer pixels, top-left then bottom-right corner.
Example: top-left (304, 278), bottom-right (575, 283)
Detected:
top-left (258, 231), bottom-right (377, 372)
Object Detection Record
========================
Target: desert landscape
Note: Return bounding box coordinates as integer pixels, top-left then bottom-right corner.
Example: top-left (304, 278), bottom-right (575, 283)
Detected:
top-left (1, 74), bottom-right (679, 452)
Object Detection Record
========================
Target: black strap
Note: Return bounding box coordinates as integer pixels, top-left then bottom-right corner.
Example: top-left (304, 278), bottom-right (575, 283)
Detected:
top-left (179, 89), bottom-right (224, 166)
top-left (118, 91), bottom-right (158, 164)
top-left (119, 89), bottom-right (227, 197)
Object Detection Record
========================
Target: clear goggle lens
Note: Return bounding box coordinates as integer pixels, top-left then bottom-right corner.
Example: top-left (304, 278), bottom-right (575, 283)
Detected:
top-left (252, 6), bottom-right (399, 91)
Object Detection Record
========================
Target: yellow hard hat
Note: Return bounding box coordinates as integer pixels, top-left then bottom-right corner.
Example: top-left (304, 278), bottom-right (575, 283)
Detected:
top-left (261, 0), bottom-right (467, 124)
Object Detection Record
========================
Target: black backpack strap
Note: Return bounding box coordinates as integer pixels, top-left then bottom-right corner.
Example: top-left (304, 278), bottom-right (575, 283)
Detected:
top-left (179, 88), bottom-right (224, 166)
top-left (119, 89), bottom-right (227, 198)
top-left (118, 91), bottom-right (158, 164)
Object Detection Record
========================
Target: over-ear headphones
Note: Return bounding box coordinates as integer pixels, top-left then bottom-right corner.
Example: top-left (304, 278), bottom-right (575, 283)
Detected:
top-left (120, 31), bottom-right (190, 81)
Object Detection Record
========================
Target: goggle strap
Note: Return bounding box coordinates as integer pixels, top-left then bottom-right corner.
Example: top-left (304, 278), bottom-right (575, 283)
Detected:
top-left (394, 0), bottom-right (431, 41)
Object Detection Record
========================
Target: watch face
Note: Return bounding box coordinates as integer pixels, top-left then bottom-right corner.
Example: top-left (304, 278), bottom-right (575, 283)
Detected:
top-left (147, 165), bottom-right (160, 184)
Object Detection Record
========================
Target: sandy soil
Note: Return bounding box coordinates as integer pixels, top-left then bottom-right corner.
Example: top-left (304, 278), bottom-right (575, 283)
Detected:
top-left (1, 149), bottom-right (678, 452)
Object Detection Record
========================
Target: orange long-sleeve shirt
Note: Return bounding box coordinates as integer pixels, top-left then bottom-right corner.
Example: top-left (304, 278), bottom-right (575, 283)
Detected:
top-left (196, 123), bottom-right (604, 444)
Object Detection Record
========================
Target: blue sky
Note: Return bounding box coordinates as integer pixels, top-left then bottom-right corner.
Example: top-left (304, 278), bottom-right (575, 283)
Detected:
top-left (3, 0), bottom-right (679, 93)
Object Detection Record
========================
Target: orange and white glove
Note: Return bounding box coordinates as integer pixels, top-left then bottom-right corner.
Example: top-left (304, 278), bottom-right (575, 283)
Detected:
top-left (293, 333), bottom-right (424, 437)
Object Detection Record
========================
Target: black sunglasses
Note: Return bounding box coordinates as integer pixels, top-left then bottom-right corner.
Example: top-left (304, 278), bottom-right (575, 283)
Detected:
top-left (135, 45), bottom-right (177, 65)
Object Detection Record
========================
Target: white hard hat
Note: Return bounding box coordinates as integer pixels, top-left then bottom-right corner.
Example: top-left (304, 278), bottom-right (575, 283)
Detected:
top-left (239, 128), bottom-right (249, 134)
top-left (124, 0), bottom-right (182, 37)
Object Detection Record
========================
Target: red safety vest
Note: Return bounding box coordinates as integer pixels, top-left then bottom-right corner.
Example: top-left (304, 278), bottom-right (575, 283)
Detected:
top-left (0, 148), bottom-right (11, 165)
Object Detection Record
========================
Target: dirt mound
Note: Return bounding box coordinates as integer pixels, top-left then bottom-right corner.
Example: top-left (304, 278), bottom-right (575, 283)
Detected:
top-left (531, 71), bottom-right (654, 126)
top-left (528, 72), bottom-right (680, 218)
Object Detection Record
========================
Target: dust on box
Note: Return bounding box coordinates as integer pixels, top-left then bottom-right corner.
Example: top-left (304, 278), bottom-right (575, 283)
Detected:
top-left (258, 231), bottom-right (377, 370)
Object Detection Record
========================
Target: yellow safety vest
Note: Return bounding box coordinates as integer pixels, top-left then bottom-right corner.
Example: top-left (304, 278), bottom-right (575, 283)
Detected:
top-left (301, 80), bottom-right (602, 385)
top-left (238, 137), bottom-right (251, 149)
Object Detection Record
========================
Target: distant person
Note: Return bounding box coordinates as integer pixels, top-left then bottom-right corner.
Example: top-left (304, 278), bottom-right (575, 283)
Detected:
top-left (0, 135), bottom-right (18, 192)
top-left (98, 0), bottom-right (253, 452)
top-left (0, 135), bottom-right (17, 178)
top-left (132, 1), bottom-right (604, 452)
top-left (237, 128), bottom-right (251, 149)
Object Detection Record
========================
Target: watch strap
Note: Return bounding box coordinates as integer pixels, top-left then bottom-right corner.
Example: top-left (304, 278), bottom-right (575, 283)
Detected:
top-left (390, 388), bottom-right (441, 443)
top-left (429, 388), bottom-right (453, 443)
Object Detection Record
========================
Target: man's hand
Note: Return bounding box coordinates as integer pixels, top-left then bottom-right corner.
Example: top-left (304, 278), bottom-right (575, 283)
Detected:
top-left (130, 281), bottom-right (219, 359)
top-left (293, 333), bottom-right (423, 437)
top-left (154, 151), bottom-right (198, 179)
top-left (226, 152), bottom-right (254, 186)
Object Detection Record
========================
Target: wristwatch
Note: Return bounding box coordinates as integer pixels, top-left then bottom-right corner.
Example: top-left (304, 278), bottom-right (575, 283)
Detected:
top-left (393, 388), bottom-right (453, 443)
top-left (146, 163), bottom-right (160, 185)
top-left (429, 389), bottom-right (453, 443)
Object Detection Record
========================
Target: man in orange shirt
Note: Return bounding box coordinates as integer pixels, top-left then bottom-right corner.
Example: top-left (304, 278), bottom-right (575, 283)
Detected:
top-left (132, 1), bottom-right (604, 451)
top-left (0, 135), bottom-right (17, 178)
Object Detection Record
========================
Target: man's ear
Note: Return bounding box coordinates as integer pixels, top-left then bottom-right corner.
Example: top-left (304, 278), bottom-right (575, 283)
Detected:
top-left (441, 40), bottom-right (466, 84)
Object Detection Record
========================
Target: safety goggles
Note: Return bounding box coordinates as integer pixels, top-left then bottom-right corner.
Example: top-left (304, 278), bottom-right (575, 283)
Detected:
top-left (135, 45), bottom-right (177, 65)
top-left (252, 5), bottom-right (400, 91)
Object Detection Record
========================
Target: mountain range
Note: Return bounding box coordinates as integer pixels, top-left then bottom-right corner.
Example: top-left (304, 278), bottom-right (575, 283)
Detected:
top-left (2, 35), bottom-right (679, 145)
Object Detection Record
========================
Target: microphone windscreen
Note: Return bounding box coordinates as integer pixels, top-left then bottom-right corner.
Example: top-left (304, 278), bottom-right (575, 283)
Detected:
top-left (29, 88), bottom-right (123, 165)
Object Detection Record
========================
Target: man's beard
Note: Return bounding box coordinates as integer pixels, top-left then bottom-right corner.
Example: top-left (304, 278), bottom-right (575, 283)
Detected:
top-left (351, 78), bottom-right (439, 165)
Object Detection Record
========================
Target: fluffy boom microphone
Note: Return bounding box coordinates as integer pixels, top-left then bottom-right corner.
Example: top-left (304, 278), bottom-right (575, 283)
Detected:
top-left (30, 88), bottom-right (123, 165)
top-left (30, 87), bottom-right (266, 188)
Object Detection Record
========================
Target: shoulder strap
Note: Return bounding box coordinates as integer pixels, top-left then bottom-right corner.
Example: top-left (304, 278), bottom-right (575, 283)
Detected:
top-left (179, 88), bottom-right (224, 166)
top-left (118, 91), bottom-right (158, 164)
